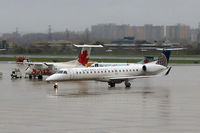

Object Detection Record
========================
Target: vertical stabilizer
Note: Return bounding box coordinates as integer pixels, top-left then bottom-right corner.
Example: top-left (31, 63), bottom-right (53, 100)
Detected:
top-left (74, 44), bottom-right (103, 66)
top-left (78, 47), bottom-right (91, 66)
top-left (156, 50), bottom-right (171, 67)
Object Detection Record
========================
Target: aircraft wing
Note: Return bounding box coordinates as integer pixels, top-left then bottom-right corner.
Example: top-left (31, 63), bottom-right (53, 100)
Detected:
top-left (74, 44), bottom-right (103, 48)
top-left (99, 75), bottom-right (159, 82)
top-left (99, 67), bottom-right (171, 82)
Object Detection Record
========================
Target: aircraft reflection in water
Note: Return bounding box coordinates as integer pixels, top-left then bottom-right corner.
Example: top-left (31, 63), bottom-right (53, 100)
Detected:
top-left (46, 50), bottom-right (172, 88)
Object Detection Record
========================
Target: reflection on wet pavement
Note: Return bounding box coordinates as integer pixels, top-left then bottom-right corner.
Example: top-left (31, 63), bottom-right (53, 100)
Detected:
top-left (0, 62), bottom-right (200, 133)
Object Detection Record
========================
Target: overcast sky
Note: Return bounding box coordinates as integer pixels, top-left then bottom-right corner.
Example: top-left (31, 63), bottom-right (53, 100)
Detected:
top-left (0, 0), bottom-right (200, 33)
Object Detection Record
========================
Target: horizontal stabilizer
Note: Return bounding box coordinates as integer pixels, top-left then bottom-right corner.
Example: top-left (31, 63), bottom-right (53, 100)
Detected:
top-left (156, 48), bottom-right (186, 51)
top-left (165, 67), bottom-right (172, 76)
top-left (74, 44), bottom-right (103, 48)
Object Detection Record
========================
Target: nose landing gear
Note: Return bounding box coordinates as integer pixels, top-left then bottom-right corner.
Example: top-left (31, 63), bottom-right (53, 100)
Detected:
top-left (54, 81), bottom-right (58, 89)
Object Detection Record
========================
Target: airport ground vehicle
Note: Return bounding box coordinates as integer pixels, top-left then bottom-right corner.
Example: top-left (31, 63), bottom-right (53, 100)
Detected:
top-left (11, 68), bottom-right (22, 78)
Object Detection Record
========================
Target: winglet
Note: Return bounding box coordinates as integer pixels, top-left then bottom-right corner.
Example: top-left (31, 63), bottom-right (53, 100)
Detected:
top-left (165, 67), bottom-right (172, 76)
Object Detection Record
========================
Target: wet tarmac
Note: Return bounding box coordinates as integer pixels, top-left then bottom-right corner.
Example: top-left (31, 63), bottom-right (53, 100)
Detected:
top-left (0, 62), bottom-right (200, 133)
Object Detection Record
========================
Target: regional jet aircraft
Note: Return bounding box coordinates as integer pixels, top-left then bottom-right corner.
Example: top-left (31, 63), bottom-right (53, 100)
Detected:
top-left (46, 50), bottom-right (171, 87)
top-left (25, 44), bottom-right (103, 79)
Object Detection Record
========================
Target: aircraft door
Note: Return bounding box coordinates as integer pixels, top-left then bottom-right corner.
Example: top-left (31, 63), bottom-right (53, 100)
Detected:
top-left (69, 69), bottom-right (74, 79)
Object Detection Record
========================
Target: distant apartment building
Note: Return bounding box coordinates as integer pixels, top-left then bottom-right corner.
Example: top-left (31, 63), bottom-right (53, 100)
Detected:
top-left (191, 29), bottom-right (198, 42)
top-left (91, 24), bottom-right (164, 42)
top-left (91, 24), bottom-right (117, 40)
top-left (166, 24), bottom-right (191, 42)
top-left (91, 24), bottom-right (134, 40)
top-left (135, 25), bottom-right (164, 41)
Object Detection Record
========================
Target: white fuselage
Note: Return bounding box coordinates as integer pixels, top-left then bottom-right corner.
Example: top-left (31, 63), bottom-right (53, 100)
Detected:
top-left (46, 63), bottom-right (167, 82)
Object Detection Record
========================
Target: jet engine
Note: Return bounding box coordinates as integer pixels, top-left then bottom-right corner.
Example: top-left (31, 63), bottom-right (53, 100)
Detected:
top-left (142, 63), bottom-right (166, 75)
top-left (142, 65), bottom-right (147, 72)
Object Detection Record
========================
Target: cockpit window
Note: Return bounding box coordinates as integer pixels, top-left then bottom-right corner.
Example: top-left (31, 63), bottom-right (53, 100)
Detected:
top-left (57, 70), bottom-right (63, 74)
top-left (64, 71), bottom-right (67, 74)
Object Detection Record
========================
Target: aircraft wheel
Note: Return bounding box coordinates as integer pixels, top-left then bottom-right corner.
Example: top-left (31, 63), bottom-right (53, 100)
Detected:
top-left (29, 75), bottom-right (32, 79)
top-left (54, 84), bottom-right (58, 89)
top-left (38, 75), bottom-right (43, 80)
top-left (108, 82), bottom-right (115, 87)
top-left (125, 82), bottom-right (131, 88)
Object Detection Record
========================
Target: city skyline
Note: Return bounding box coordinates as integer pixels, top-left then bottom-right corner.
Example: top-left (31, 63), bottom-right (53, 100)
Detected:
top-left (0, 0), bottom-right (200, 33)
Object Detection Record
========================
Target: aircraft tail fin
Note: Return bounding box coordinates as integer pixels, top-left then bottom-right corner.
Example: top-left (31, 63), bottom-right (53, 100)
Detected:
top-left (74, 44), bottom-right (103, 66)
top-left (156, 50), bottom-right (171, 67)
top-left (137, 56), bottom-right (154, 64)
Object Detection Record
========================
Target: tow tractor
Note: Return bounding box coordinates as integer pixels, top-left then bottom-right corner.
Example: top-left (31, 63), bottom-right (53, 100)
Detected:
top-left (0, 72), bottom-right (2, 78)
top-left (11, 68), bottom-right (22, 78)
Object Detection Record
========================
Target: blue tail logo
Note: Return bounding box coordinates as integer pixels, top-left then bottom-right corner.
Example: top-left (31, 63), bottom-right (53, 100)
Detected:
top-left (156, 50), bottom-right (171, 67)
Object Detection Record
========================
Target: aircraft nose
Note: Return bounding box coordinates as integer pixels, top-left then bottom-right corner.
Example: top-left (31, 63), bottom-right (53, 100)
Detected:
top-left (46, 74), bottom-right (58, 81)
top-left (46, 76), bottom-right (54, 81)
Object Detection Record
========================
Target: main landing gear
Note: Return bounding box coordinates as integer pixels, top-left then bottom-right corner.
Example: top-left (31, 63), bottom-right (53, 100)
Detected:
top-left (38, 75), bottom-right (43, 80)
top-left (28, 75), bottom-right (43, 80)
top-left (125, 81), bottom-right (131, 88)
top-left (108, 82), bottom-right (115, 87)
top-left (108, 80), bottom-right (131, 88)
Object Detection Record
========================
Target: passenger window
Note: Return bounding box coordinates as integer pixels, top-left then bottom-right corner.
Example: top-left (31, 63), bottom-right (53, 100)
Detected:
top-left (136, 69), bottom-right (138, 71)
top-left (123, 70), bottom-right (125, 72)
top-left (115, 70), bottom-right (117, 72)
top-left (126, 70), bottom-right (128, 72)
top-left (58, 70), bottom-right (63, 74)
top-left (79, 72), bottom-right (81, 74)
top-left (119, 70), bottom-right (121, 72)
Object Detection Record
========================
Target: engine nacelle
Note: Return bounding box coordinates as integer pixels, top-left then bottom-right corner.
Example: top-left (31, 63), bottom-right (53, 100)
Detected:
top-left (142, 64), bottom-right (167, 75)
top-left (142, 65), bottom-right (147, 72)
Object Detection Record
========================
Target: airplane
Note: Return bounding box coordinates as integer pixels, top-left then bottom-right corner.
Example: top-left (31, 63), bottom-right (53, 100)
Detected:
top-left (24, 44), bottom-right (103, 79)
top-left (90, 56), bottom-right (154, 67)
top-left (46, 50), bottom-right (172, 88)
